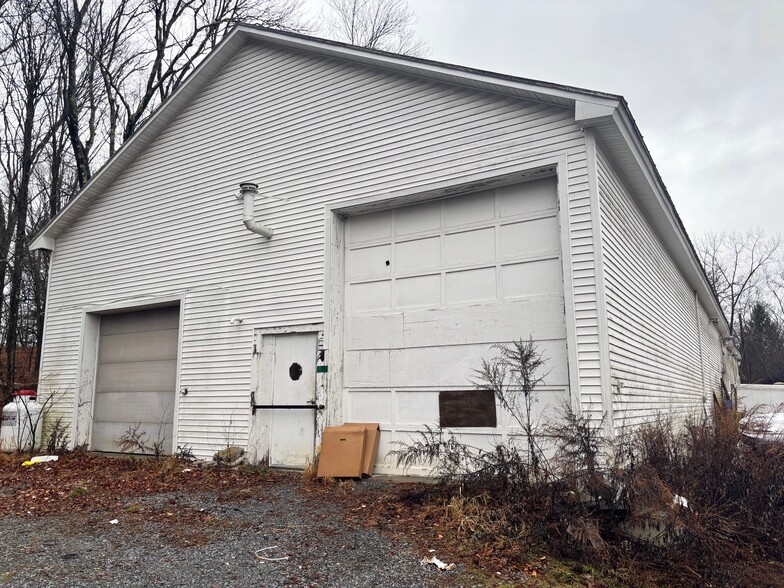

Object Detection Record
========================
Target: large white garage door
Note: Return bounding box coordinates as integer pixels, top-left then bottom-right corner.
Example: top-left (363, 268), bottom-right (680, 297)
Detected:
top-left (92, 306), bottom-right (179, 453)
top-left (343, 177), bottom-right (569, 473)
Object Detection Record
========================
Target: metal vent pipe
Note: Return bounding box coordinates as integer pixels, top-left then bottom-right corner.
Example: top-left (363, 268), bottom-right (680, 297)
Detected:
top-left (239, 182), bottom-right (273, 239)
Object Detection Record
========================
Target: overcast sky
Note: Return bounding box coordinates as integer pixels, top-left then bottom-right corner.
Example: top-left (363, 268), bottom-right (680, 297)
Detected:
top-left (305, 0), bottom-right (783, 237)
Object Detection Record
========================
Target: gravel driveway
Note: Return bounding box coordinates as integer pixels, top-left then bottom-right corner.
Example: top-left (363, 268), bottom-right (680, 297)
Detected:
top-left (0, 478), bottom-right (469, 588)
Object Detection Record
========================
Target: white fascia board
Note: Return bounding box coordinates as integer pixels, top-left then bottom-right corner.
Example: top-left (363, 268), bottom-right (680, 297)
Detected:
top-left (30, 234), bottom-right (55, 252)
top-left (574, 100), bottom-right (618, 126)
top-left (238, 26), bottom-right (621, 108)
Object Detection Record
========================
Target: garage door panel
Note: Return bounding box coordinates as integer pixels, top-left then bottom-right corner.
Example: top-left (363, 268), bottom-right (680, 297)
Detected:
top-left (445, 268), bottom-right (496, 304)
top-left (402, 299), bottom-right (567, 348)
top-left (443, 190), bottom-right (494, 227)
top-left (93, 391), bottom-right (175, 424)
top-left (346, 390), bottom-right (392, 424)
top-left (345, 350), bottom-right (391, 387)
top-left (444, 227), bottom-right (495, 265)
top-left (348, 280), bottom-right (391, 312)
top-left (100, 307), bottom-right (179, 335)
top-left (91, 421), bottom-right (173, 453)
top-left (349, 209), bottom-right (393, 244)
top-left (96, 360), bottom-right (177, 394)
top-left (394, 390), bottom-right (440, 426)
top-left (497, 177), bottom-right (557, 217)
top-left (500, 258), bottom-right (563, 299)
top-left (496, 388), bottom-right (566, 428)
top-left (346, 314), bottom-right (404, 350)
top-left (500, 217), bottom-right (560, 258)
top-left (395, 274), bottom-right (440, 308)
top-left (347, 300), bottom-right (568, 351)
top-left (347, 244), bottom-right (391, 279)
top-left (97, 328), bottom-right (179, 363)
top-left (395, 201), bottom-right (441, 235)
top-left (396, 236), bottom-right (440, 272)
top-left (387, 343), bottom-right (568, 388)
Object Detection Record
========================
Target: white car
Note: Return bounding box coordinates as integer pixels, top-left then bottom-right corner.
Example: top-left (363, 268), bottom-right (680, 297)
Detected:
top-left (739, 410), bottom-right (784, 447)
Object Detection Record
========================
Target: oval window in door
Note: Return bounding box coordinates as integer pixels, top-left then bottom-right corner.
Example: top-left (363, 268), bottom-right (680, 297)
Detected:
top-left (289, 362), bottom-right (303, 381)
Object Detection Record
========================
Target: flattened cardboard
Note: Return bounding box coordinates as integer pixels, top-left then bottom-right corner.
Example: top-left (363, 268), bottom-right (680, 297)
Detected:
top-left (344, 423), bottom-right (380, 477)
top-left (316, 427), bottom-right (365, 478)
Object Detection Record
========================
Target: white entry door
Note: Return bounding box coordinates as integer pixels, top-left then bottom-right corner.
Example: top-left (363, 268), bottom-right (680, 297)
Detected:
top-left (267, 332), bottom-right (318, 468)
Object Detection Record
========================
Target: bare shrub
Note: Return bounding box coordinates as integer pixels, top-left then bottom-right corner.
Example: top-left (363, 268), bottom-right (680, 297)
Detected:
top-left (391, 338), bottom-right (784, 587)
top-left (473, 338), bottom-right (549, 476)
top-left (627, 409), bottom-right (784, 586)
top-left (390, 339), bottom-right (555, 548)
top-left (391, 338), bottom-right (550, 485)
top-left (44, 417), bottom-right (70, 454)
top-left (546, 400), bottom-right (615, 511)
top-left (174, 445), bottom-right (196, 462)
top-left (116, 423), bottom-right (166, 458)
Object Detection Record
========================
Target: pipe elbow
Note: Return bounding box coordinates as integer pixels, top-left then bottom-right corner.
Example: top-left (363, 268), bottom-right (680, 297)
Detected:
top-left (243, 217), bottom-right (274, 239)
top-left (239, 182), bottom-right (273, 239)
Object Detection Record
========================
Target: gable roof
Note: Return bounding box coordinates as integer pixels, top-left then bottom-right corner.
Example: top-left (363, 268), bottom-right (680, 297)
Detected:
top-left (31, 24), bottom-right (730, 338)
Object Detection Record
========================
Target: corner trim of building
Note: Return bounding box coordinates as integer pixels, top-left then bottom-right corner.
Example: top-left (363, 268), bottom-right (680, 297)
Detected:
top-left (584, 130), bottom-right (615, 435)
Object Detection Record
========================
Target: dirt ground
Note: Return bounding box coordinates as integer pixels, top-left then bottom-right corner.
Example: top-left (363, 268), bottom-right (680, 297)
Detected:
top-left (0, 453), bottom-right (605, 587)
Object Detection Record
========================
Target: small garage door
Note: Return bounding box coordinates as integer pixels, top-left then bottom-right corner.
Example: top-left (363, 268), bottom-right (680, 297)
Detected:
top-left (92, 306), bottom-right (180, 453)
top-left (343, 177), bottom-right (569, 472)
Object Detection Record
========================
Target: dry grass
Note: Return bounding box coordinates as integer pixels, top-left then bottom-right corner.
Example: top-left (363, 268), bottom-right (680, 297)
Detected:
top-left (301, 457), bottom-right (318, 482)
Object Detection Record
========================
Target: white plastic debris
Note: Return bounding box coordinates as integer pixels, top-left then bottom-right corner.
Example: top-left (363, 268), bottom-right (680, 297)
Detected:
top-left (673, 494), bottom-right (689, 509)
top-left (420, 556), bottom-right (456, 571)
top-left (109, 519), bottom-right (119, 525)
top-left (30, 455), bottom-right (59, 463)
top-left (181, 468), bottom-right (192, 473)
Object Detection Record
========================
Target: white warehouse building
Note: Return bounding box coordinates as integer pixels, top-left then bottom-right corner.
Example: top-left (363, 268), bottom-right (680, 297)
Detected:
top-left (31, 26), bottom-right (739, 474)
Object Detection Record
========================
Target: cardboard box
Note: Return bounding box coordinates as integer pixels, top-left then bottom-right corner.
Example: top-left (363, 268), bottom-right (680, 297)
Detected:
top-left (316, 426), bottom-right (365, 478)
top-left (343, 423), bottom-right (380, 477)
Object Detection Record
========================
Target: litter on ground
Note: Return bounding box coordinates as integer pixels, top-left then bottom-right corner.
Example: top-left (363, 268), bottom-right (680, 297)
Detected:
top-left (420, 556), bottom-right (456, 571)
top-left (255, 546), bottom-right (290, 562)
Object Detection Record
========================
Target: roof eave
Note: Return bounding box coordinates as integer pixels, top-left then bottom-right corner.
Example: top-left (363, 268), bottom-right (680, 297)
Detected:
top-left (575, 101), bottom-right (732, 338)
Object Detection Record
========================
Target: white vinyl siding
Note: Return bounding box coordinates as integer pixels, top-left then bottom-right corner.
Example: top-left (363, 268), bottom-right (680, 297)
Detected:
top-left (699, 303), bottom-right (722, 402)
top-left (596, 146), bottom-right (721, 424)
top-left (39, 40), bottom-right (599, 458)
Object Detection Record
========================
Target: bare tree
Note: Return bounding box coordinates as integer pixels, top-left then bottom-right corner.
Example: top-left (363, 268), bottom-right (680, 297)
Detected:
top-left (697, 229), bottom-right (780, 335)
top-left (697, 229), bottom-right (784, 384)
top-left (0, 0), bottom-right (306, 398)
top-left (110, 0), bottom-right (305, 143)
top-left (323, 0), bottom-right (426, 56)
top-left (0, 0), bottom-right (62, 396)
top-left (49, 0), bottom-right (95, 188)
top-left (49, 0), bottom-right (305, 184)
